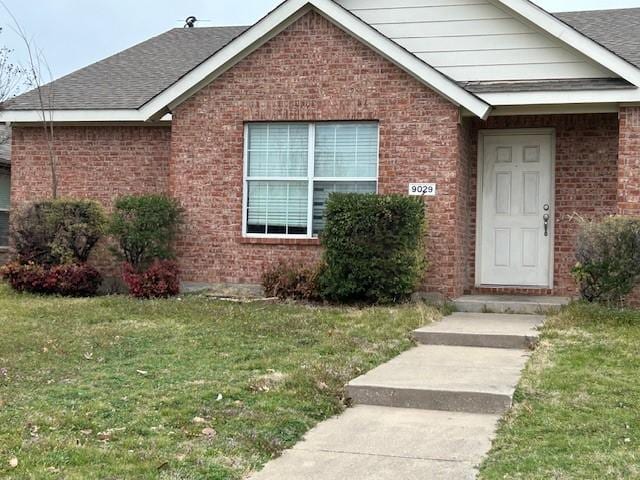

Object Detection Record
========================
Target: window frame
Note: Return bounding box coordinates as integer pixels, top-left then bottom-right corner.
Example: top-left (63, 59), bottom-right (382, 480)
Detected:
top-left (242, 121), bottom-right (379, 239)
top-left (0, 165), bottom-right (10, 248)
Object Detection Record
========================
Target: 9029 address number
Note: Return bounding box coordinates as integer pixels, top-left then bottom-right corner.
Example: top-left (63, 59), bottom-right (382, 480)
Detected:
top-left (408, 183), bottom-right (437, 196)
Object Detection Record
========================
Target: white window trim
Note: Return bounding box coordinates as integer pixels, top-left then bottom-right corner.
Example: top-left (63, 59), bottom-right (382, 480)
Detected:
top-left (0, 167), bottom-right (9, 248)
top-left (242, 122), bottom-right (379, 239)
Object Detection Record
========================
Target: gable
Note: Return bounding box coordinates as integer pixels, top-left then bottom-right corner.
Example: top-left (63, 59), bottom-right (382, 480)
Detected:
top-left (336, 0), bottom-right (616, 82)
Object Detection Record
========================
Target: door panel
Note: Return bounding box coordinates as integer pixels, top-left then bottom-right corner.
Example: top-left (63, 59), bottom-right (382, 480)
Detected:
top-left (479, 132), bottom-right (553, 287)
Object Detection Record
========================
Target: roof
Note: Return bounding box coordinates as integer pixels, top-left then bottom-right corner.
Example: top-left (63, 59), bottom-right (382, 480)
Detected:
top-left (3, 1), bottom-right (640, 120)
top-left (555, 8), bottom-right (640, 70)
top-left (460, 78), bottom-right (635, 94)
top-left (2, 26), bottom-right (248, 110)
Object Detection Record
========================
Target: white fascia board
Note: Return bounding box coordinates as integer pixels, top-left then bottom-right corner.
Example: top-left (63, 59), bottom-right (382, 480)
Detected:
top-left (478, 88), bottom-right (640, 106)
top-left (0, 109), bottom-right (146, 123)
top-left (495, 0), bottom-right (640, 86)
top-left (139, 0), bottom-right (492, 120)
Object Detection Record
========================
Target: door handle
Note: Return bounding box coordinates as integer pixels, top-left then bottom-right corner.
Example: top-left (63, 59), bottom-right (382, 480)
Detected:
top-left (543, 213), bottom-right (550, 237)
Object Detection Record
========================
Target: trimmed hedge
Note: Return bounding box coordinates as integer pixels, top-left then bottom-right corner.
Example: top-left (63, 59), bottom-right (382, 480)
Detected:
top-left (12, 199), bottom-right (107, 265)
top-left (319, 193), bottom-right (426, 304)
top-left (573, 216), bottom-right (640, 305)
top-left (110, 195), bottom-right (183, 270)
top-left (122, 260), bottom-right (180, 299)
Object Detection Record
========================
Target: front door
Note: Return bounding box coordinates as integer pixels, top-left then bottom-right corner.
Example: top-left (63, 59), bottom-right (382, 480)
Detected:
top-left (478, 130), bottom-right (554, 287)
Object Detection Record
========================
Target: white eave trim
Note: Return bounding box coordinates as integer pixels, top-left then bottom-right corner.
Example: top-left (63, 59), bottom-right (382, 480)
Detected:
top-left (0, 109), bottom-right (148, 123)
top-left (137, 0), bottom-right (491, 120)
top-left (478, 88), bottom-right (640, 106)
top-left (495, 0), bottom-right (640, 86)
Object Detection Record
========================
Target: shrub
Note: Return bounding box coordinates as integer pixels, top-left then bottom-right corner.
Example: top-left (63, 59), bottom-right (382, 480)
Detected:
top-left (12, 199), bottom-right (107, 265)
top-left (319, 193), bottom-right (426, 304)
top-left (122, 260), bottom-right (180, 299)
top-left (110, 195), bottom-right (183, 270)
top-left (573, 216), bottom-right (640, 305)
top-left (262, 261), bottom-right (323, 301)
top-left (0, 261), bottom-right (102, 297)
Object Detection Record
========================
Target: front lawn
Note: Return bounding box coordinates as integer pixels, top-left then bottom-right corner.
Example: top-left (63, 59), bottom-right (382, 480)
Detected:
top-left (480, 302), bottom-right (640, 479)
top-left (0, 285), bottom-right (437, 479)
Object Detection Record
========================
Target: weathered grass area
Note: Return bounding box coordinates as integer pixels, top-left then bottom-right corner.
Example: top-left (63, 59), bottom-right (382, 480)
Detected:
top-left (480, 302), bottom-right (640, 480)
top-left (0, 285), bottom-right (437, 479)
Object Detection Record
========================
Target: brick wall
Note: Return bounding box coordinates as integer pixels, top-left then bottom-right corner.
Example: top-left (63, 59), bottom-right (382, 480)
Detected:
top-left (618, 106), bottom-right (640, 215)
top-left (10, 126), bottom-right (171, 272)
top-left (171, 11), bottom-right (466, 297)
top-left (466, 113), bottom-right (619, 296)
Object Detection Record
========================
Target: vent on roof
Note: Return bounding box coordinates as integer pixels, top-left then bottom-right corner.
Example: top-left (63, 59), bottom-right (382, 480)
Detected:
top-left (184, 16), bottom-right (198, 28)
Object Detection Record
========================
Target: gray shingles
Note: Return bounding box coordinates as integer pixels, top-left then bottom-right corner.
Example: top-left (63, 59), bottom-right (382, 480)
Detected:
top-left (460, 78), bottom-right (635, 93)
top-left (555, 8), bottom-right (640, 69)
top-left (2, 26), bottom-right (247, 111)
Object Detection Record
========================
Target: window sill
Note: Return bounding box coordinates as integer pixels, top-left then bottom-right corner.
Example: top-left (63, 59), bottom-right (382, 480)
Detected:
top-left (239, 237), bottom-right (321, 246)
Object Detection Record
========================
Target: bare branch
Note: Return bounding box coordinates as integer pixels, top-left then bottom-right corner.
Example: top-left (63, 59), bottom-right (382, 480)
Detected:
top-left (0, 0), bottom-right (57, 197)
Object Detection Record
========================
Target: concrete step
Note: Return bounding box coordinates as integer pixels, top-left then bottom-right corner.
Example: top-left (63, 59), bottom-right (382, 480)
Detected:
top-left (453, 295), bottom-right (570, 315)
top-left (249, 406), bottom-right (500, 480)
top-left (346, 345), bottom-right (530, 415)
top-left (413, 312), bottom-right (544, 349)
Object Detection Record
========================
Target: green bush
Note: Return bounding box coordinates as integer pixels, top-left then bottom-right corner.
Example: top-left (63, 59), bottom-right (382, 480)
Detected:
top-left (319, 193), bottom-right (426, 304)
top-left (12, 199), bottom-right (107, 265)
top-left (110, 195), bottom-right (183, 270)
top-left (573, 216), bottom-right (640, 305)
top-left (262, 261), bottom-right (324, 301)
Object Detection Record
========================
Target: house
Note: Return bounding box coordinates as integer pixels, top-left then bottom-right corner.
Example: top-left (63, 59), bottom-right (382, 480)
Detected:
top-left (1, 0), bottom-right (640, 299)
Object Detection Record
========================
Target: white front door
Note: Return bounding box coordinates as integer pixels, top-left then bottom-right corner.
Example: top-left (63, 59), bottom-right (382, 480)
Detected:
top-left (478, 130), bottom-right (554, 287)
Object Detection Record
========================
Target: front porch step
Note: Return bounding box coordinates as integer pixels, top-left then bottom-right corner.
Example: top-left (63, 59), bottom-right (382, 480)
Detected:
top-left (413, 312), bottom-right (544, 350)
top-left (346, 345), bottom-right (530, 415)
top-left (453, 295), bottom-right (570, 315)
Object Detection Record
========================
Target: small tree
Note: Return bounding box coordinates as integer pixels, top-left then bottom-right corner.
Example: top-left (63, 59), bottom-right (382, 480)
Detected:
top-left (0, 26), bottom-right (23, 147)
top-left (110, 195), bottom-right (183, 271)
top-left (1, 2), bottom-right (58, 198)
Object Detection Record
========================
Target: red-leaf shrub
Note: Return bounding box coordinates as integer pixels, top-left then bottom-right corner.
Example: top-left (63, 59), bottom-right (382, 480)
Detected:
top-left (122, 260), bottom-right (180, 299)
top-left (262, 261), bottom-right (323, 301)
top-left (0, 262), bottom-right (102, 297)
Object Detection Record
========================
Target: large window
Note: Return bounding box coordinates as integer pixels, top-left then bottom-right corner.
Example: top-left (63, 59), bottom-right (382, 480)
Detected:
top-left (0, 166), bottom-right (9, 247)
top-left (244, 122), bottom-right (378, 237)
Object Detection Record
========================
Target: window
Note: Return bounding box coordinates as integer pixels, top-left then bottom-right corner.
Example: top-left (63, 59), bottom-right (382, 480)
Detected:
top-left (0, 165), bottom-right (9, 247)
top-left (244, 122), bottom-right (378, 237)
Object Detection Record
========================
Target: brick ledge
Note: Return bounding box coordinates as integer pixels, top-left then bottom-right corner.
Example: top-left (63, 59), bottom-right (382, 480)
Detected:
top-left (238, 237), bottom-right (321, 246)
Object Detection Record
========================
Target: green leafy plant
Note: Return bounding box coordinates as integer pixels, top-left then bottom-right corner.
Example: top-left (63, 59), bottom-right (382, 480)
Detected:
top-left (109, 195), bottom-right (183, 271)
top-left (573, 216), bottom-right (640, 305)
top-left (12, 199), bottom-right (107, 265)
top-left (319, 193), bottom-right (426, 304)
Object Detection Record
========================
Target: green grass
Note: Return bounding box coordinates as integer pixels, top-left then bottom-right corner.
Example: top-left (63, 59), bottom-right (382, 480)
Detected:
top-left (480, 302), bottom-right (640, 480)
top-left (0, 285), bottom-right (439, 479)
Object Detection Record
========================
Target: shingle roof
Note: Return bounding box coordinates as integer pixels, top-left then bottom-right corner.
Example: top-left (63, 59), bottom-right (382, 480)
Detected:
top-left (2, 26), bottom-right (248, 111)
top-left (460, 78), bottom-right (635, 94)
top-left (3, 7), bottom-right (640, 112)
top-left (555, 8), bottom-right (640, 69)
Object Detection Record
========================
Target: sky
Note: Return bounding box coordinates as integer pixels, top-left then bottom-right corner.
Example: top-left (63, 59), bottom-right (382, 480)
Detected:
top-left (1, 0), bottom-right (640, 83)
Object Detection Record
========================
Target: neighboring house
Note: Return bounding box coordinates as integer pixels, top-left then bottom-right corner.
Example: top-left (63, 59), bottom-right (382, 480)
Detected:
top-left (2, 0), bottom-right (640, 298)
top-left (0, 125), bottom-right (9, 262)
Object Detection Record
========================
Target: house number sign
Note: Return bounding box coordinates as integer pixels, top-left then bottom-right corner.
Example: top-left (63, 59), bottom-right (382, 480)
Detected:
top-left (409, 183), bottom-right (437, 196)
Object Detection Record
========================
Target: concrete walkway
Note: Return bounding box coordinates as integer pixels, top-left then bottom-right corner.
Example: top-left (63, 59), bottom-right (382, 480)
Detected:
top-left (249, 301), bottom-right (552, 479)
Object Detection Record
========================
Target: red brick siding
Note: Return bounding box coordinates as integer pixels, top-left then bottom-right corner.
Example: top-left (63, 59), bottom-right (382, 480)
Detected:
top-left (171, 12), bottom-right (466, 297)
top-left (10, 126), bottom-right (171, 272)
top-left (618, 107), bottom-right (640, 215)
top-left (465, 114), bottom-right (619, 296)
